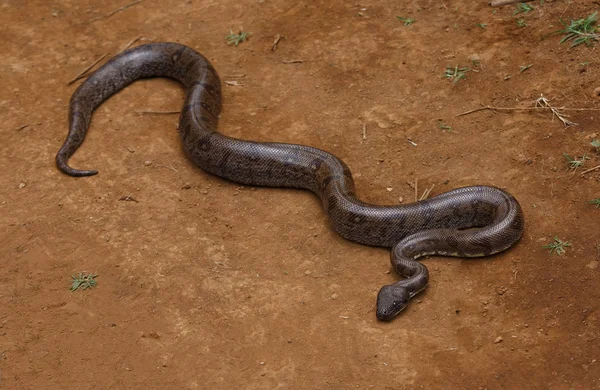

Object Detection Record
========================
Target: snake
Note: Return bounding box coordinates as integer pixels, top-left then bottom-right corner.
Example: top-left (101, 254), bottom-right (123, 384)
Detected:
top-left (56, 42), bottom-right (525, 321)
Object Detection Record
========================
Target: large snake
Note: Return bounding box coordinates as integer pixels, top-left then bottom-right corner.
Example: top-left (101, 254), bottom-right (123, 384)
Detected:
top-left (56, 42), bottom-right (524, 321)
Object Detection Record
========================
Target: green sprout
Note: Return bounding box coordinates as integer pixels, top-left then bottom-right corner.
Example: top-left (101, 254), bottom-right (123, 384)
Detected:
top-left (513, 3), bottom-right (534, 15)
top-left (70, 273), bottom-right (98, 291)
top-left (591, 139), bottom-right (600, 151)
top-left (590, 198), bottom-right (600, 208)
top-left (557, 12), bottom-right (599, 47)
top-left (563, 153), bottom-right (590, 170)
top-left (226, 29), bottom-right (252, 46)
top-left (542, 237), bottom-right (571, 255)
top-left (516, 19), bottom-right (528, 28)
top-left (519, 64), bottom-right (533, 73)
top-left (444, 65), bottom-right (468, 84)
top-left (397, 16), bottom-right (415, 26)
top-left (438, 122), bottom-right (453, 132)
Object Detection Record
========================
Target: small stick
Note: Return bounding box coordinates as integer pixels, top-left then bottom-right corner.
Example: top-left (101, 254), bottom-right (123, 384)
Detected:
top-left (68, 53), bottom-right (108, 85)
top-left (490, 0), bottom-right (534, 6)
top-left (120, 35), bottom-right (143, 51)
top-left (272, 34), bottom-right (283, 51)
top-left (414, 178), bottom-right (418, 202)
top-left (136, 110), bottom-right (180, 115)
top-left (15, 124), bottom-right (29, 131)
top-left (362, 123), bottom-right (367, 140)
top-left (582, 165), bottom-right (600, 174)
top-left (419, 184), bottom-right (435, 201)
top-left (119, 195), bottom-right (139, 203)
top-left (90, 0), bottom-right (144, 22)
top-left (282, 59), bottom-right (304, 64)
top-left (156, 163), bottom-right (178, 172)
top-left (457, 105), bottom-right (600, 117)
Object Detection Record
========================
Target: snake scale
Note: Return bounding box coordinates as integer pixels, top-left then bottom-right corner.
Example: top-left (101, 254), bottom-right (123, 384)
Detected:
top-left (56, 42), bottom-right (524, 321)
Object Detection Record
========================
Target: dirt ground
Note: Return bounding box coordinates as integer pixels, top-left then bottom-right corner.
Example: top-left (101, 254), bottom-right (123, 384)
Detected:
top-left (1, 0), bottom-right (600, 388)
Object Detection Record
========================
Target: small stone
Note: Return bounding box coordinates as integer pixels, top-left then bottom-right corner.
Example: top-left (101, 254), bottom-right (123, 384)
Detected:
top-left (304, 270), bottom-right (311, 276)
top-left (594, 87), bottom-right (600, 97)
top-left (144, 160), bottom-right (152, 166)
top-left (287, 339), bottom-right (293, 344)
top-left (330, 293), bottom-right (338, 300)
top-left (18, 182), bottom-right (26, 188)
top-left (386, 187), bottom-right (393, 192)
top-left (586, 261), bottom-right (599, 270)
top-left (496, 286), bottom-right (508, 295)
top-left (181, 183), bottom-right (192, 190)
top-left (494, 336), bottom-right (503, 344)
top-left (398, 196), bottom-right (403, 203)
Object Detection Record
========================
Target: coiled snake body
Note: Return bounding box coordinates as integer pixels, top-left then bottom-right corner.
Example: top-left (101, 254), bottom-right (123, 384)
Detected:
top-left (57, 42), bottom-right (524, 321)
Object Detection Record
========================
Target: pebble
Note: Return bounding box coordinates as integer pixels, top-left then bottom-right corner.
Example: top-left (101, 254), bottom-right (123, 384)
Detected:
top-left (586, 261), bottom-right (598, 270)
top-left (594, 87), bottom-right (600, 97)
top-left (494, 336), bottom-right (503, 344)
top-left (18, 182), bottom-right (26, 188)
top-left (144, 160), bottom-right (152, 166)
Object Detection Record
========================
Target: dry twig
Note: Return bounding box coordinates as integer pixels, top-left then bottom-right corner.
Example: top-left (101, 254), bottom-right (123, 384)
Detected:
top-left (419, 184), bottom-right (435, 201)
top-left (67, 53), bottom-right (108, 85)
top-left (136, 110), bottom-right (180, 115)
top-left (490, 0), bottom-right (534, 6)
top-left (90, 0), bottom-right (144, 23)
top-left (457, 95), bottom-right (590, 127)
top-left (535, 96), bottom-right (577, 127)
top-left (272, 34), bottom-right (283, 51)
top-left (582, 165), bottom-right (600, 174)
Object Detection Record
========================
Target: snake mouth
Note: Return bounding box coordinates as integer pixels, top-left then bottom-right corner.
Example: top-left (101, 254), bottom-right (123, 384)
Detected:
top-left (376, 305), bottom-right (406, 322)
top-left (376, 285), bottom-right (411, 321)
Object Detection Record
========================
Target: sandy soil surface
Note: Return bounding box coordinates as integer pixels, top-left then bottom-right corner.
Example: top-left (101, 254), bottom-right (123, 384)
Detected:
top-left (1, 0), bottom-right (599, 388)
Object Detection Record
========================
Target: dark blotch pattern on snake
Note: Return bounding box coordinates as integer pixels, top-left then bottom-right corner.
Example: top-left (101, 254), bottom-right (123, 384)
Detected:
top-left (56, 42), bottom-right (525, 321)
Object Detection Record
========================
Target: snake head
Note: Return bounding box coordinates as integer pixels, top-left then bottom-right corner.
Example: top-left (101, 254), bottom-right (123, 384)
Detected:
top-left (376, 285), bottom-right (411, 321)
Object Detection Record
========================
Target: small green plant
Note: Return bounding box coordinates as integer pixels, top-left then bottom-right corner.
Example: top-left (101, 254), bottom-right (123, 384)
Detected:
top-left (397, 16), bottom-right (415, 26)
top-left (516, 19), bottom-right (528, 28)
top-left (513, 3), bottom-right (534, 15)
top-left (438, 122), bottom-right (452, 132)
top-left (591, 139), bottom-right (600, 151)
top-left (478, 23), bottom-right (488, 29)
top-left (444, 65), bottom-right (468, 84)
top-left (519, 64), bottom-right (533, 73)
top-left (543, 237), bottom-right (571, 255)
top-left (590, 198), bottom-right (600, 208)
top-left (70, 273), bottom-right (98, 291)
top-left (557, 12), bottom-right (599, 47)
top-left (226, 29), bottom-right (251, 46)
top-left (563, 153), bottom-right (590, 169)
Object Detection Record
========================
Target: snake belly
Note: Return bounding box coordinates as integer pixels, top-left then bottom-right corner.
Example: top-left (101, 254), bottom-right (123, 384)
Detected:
top-left (56, 42), bottom-right (525, 321)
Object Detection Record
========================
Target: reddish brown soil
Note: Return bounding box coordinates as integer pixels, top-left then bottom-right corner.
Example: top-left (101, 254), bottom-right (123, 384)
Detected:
top-left (1, 0), bottom-right (600, 388)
